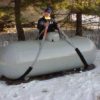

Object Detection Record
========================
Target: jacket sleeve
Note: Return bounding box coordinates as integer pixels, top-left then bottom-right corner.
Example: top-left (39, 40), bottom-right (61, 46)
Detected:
top-left (37, 19), bottom-right (45, 31)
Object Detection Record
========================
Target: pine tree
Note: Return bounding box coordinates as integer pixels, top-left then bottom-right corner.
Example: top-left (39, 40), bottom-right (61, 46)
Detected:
top-left (14, 0), bottom-right (25, 41)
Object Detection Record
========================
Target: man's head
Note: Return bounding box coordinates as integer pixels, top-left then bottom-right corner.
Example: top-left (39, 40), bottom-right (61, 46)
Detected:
top-left (43, 7), bottom-right (52, 20)
top-left (44, 7), bottom-right (52, 13)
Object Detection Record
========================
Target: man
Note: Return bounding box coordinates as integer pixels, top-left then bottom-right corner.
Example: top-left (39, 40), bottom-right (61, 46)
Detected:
top-left (37, 7), bottom-right (58, 40)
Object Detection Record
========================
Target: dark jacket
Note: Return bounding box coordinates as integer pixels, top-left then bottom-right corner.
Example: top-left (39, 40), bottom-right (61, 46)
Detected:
top-left (37, 16), bottom-right (57, 39)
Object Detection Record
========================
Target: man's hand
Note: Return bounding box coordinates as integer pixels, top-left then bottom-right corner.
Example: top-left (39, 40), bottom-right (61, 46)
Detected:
top-left (43, 22), bottom-right (49, 39)
top-left (44, 22), bottom-right (49, 29)
top-left (57, 24), bottom-right (60, 29)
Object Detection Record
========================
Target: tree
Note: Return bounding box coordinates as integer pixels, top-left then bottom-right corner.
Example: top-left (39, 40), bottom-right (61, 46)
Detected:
top-left (75, 0), bottom-right (82, 36)
top-left (14, 0), bottom-right (25, 41)
top-left (67, 0), bottom-right (100, 36)
top-left (76, 11), bottom-right (82, 36)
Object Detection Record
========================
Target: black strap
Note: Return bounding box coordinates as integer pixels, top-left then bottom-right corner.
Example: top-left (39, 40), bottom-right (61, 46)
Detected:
top-left (75, 48), bottom-right (88, 69)
top-left (57, 28), bottom-right (89, 69)
top-left (9, 66), bottom-right (33, 81)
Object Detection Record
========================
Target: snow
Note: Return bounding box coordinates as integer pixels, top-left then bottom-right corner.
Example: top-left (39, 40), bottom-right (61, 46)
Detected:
top-left (0, 50), bottom-right (100, 100)
top-left (71, 14), bottom-right (100, 29)
top-left (71, 14), bottom-right (100, 23)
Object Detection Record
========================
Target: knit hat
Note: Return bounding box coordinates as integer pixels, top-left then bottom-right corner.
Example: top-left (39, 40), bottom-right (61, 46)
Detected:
top-left (44, 7), bottom-right (52, 13)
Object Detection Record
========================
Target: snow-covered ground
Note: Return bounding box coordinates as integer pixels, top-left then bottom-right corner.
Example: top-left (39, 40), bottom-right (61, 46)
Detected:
top-left (0, 50), bottom-right (100, 100)
top-left (71, 14), bottom-right (100, 30)
top-left (72, 14), bottom-right (100, 23)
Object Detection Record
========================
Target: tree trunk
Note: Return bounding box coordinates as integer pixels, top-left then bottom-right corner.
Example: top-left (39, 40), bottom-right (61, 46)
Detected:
top-left (76, 12), bottom-right (82, 36)
top-left (0, 21), bottom-right (4, 31)
top-left (14, 0), bottom-right (25, 41)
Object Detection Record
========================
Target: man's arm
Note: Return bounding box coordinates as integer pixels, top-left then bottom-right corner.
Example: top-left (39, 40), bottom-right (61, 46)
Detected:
top-left (37, 19), bottom-right (45, 31)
